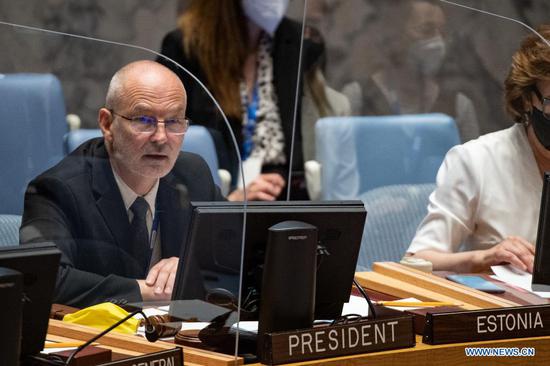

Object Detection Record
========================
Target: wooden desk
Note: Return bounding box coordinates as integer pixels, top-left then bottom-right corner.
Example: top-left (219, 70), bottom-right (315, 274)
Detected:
top-left (46, 264), bottom-right (550, 365)
top-left (47, 318), bottom-right (550, 366)
top-left (46, 319), bottom-right (243, 365)
top-left (249, 335), bottom-right (550, 365)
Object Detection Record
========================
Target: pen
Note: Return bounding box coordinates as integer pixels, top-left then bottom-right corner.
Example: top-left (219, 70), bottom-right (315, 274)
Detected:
top-left (375, 301), bottom-right (461, 307)
top-left (44, 342), bottom-right (98, 348)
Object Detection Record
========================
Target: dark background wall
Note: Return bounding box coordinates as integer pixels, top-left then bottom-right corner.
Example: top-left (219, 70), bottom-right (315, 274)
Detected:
top-left (0, 0), bottom-right (548, 133)
top-left (0, 0), bottom-right (180, 127)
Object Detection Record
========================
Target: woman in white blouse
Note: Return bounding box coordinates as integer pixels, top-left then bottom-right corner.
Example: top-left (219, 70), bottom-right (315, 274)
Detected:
top-left (407, 25), bottom-right (550, 273)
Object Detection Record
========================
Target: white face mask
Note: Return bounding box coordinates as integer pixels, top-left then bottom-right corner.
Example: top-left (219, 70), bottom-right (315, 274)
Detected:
top-left (407, 35), bottom-right (447, 77)
top-left (242, 0), bottom-right (289, 35)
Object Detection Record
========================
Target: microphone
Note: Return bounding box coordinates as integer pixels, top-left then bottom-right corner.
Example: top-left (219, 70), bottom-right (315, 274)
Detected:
top-left (65, 309), bottom-right (159, 365)
top-left (144, 318), bottom-right (161, 342)
top-left (144, 315), bottom-right (181, 342)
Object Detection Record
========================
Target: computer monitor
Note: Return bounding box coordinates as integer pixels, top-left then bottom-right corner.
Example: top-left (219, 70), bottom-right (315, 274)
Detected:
top-left (172, 201), bottom-right (367, 320)
top-left (533, 172), bottom-right (550, 290)
top-left (0, 243), bottom-right (61, 358)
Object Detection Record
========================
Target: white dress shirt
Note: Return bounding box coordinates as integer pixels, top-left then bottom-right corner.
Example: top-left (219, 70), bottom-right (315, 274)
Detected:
top-left (408, 123), bottom-right (542, 254)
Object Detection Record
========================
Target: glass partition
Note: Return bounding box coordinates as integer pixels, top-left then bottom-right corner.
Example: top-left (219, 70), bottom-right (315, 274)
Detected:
top-left (4, 0), bottom-right (548, 363)
top-left (298, 0), bottom-right (548, 270)
top-left (0, 0), bottom-right (312, 362)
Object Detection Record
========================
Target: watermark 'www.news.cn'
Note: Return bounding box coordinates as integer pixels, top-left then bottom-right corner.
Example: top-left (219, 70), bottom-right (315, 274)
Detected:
top-left (465, 347), bottom-right (535, 357)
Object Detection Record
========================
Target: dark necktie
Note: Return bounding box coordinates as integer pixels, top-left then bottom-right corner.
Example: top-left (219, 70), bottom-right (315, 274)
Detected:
top-left (129, 196), bottom-right (151, 277)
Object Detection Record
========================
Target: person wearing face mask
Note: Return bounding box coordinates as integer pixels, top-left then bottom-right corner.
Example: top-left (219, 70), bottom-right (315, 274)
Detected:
top-left (360, 0), bottom-right (480, 142)
top-left (156, 0), bottom-right (328, 200)
top-left (405, 25), bottom-right (550, 273)
top-left (406, 34), bottom-right (447, 77)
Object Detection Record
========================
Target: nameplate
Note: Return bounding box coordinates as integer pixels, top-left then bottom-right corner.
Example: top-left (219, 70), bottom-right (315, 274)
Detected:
top-left (423, 304), bottom-right (550, 345)
top-left (98, 348), bottom-right (183, 366)
top-left (261, 315), bottom-right (415, 365)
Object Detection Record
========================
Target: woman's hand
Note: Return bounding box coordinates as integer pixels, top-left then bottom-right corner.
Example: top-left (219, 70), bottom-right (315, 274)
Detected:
top-left (227, 173), bottom-right (286, 201)
top-left (412, 236), bottom-right (535, 273)
top-left (477, 236), bottom-right (535, 273)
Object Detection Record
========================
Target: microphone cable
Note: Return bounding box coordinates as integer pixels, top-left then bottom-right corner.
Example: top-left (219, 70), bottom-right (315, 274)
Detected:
top-left (353, 278), bottom-right (377, 319)
top-left (63, 309), bottom-right (159, 365)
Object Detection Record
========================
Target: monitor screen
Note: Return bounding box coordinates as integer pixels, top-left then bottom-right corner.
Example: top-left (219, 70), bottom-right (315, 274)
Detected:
top-left (533, 172), bottom-right (550, 290)
top-left (172, 200), bottom-right (367, 320)
top-left (0, 243), bottom-right (61, 358)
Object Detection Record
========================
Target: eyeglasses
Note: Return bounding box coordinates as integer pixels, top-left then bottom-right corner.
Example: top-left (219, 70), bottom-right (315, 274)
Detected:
top-left (110, 110), bottom-right (190, 135)
top-left (532, 87), bottom-right (550, 120)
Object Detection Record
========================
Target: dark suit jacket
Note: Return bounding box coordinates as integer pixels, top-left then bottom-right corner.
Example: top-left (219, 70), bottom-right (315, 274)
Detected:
top-left (20, 138), bottom-right (224, 308)
top-left (156, 18), bottom-right (322, 192)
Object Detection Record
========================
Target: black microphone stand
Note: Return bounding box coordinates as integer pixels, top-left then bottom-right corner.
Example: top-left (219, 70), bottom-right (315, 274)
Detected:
top-left (64, 309), bottom-right (157, 365)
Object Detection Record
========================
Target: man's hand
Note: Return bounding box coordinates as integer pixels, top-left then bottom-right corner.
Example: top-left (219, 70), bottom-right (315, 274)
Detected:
top-left (138, 257), bottom-right (179, 301)
top-left (228, 173), bottom-right (286, 201)
top-left (478, 236), bottom-right (535, 273)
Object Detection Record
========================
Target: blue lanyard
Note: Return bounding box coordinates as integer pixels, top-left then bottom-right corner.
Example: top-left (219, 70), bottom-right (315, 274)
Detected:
top-left (242, 83), bottom-right (259, 160)
top-left (149, 212), bottom-right (159, 250)
top-left (149, 195), bottom-right (161, 250)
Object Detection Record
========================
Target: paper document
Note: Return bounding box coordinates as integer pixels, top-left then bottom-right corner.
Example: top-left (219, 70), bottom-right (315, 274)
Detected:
top-left (342, 295), bottom-right (371, 316)
top-left (227, 295), bottom-right (374, 333)
top-left (237, 156), bottom-right (263, 189)
top-left (231, 321), bottom-right (259, 333)
top-left (376, 297), bottom-right (426, 311)
top-left (491, 265), bottom-right (550, 298)
top-left (42, 341), bottom-right (78, 354)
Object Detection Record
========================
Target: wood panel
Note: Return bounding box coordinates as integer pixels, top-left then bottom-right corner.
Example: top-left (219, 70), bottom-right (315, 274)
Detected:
top-left (46, 334), bottom-right (141, 358)
top-left (372, 262), bottom-right (520, 308)
top-left (249, 335), bottom-right (550, 365)
top-left (354, 271), bottom-right (480, 310)
top-left (48, 319), bottom-right (242, 366)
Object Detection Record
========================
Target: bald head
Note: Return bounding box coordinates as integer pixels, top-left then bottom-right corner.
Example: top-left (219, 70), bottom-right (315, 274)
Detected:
top-left (98, 60), bottom-right (188, 195)
top-left (105, 60), bottom-right (186, 111)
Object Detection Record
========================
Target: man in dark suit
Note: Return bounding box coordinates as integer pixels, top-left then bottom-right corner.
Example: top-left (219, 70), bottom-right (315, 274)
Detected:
top-left (20, 60), bottom-right (223, 307)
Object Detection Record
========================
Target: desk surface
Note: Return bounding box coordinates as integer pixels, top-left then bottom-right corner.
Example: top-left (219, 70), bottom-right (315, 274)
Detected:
top-left (45, 265), bottom-right (550, 365)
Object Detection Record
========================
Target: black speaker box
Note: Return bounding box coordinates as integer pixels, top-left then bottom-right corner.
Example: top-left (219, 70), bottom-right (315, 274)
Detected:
top-left (257, 221), bottom-right (318, 360)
